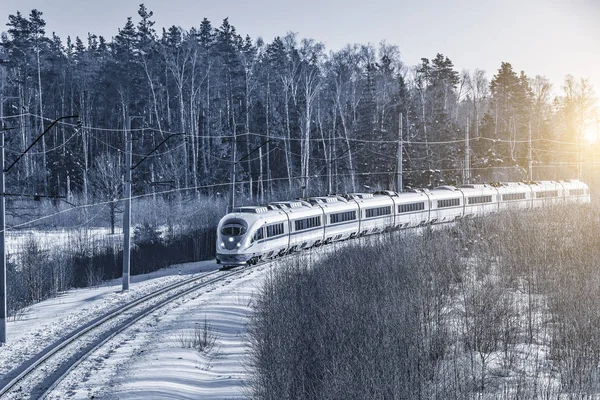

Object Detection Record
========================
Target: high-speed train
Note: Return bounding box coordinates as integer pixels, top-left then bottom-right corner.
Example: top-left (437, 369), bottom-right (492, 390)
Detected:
top-left (216, 180), bottom-right (591, 267)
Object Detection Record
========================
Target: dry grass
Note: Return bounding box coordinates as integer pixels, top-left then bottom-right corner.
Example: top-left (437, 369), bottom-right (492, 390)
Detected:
top-left (248, 204), bottom-right (600, 399)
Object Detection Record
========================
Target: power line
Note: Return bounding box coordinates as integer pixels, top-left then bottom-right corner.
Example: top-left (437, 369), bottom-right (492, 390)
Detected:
top-left (4, 130), bottom-right (81, 155)
top-left (4, 160), bottom-right (591, 231)
top-left (0, 113), bottom-right (29, 120)
top-left (89, 133), bottom-right (187, 158)
top-left (24, 112), bottom-right (595, 147)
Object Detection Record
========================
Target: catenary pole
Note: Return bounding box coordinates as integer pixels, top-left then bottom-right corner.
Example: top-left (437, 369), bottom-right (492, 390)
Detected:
top-left (0, 95), bottom-right (6, 344)
top-left (465, 116), bottom-right (471, 184)
top-left (397, 113), bottom-right (403, 192)
top-left (123, 127), bottom-right (179, 292)
top-left (528, 120), bottom-right (533, 181)
top-left (122, 116), bottom-right (144, 291)
top-left (122, 116), bottom-right (133, 291)
top-left (229, 130), bottom-right (236, 213)
top-left (1, 112), bottom-right (78, 343)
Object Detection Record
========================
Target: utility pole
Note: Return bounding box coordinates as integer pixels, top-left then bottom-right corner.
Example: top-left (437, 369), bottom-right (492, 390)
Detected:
top-left (0, 93), bottom-right (6, 344)
top-left (122, 115), bottom-right (144, 292)
top-left (397, 113), bottom-right (403, 192)
top-left (1, 113), bottom-right (78, 344)
top-left (259, 146), bottom-right (264, 203)
top-left (465, 116), bottom-right (471, 184)
top-left (228, 130), bottom-right (236, 213)
top-left (578, 121), bottom-right (583, 181)
top-left (122, 117), bottom-right (133, 291)
top-left (328, 127), bottom-right (333, 194)
top-left (123, 129), bottom-right (182, 292)
top-left (528, 120), bottom-right (533, 181)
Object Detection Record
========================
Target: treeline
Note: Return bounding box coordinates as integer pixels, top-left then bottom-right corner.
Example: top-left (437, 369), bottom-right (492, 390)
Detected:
top-left (6, 196), bottom-right (223, 317)
top-left (249, 205), bottom-right (600, 398)
top-left (0, 5), bottom-right (597, 217)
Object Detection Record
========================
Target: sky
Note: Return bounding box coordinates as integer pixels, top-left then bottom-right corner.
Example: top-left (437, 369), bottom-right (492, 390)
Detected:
top-left (1, 0), bottom-right (599, 100)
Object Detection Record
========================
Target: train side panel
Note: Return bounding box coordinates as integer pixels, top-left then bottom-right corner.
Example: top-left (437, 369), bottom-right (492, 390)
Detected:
top-left (496, 182), bottom-right (532, 211)
top-left (310, 196), bottom-right (360, 243)
top-left (428, 186), bottom-right (464, 223)
top-left (393, 190), bottom-right (431, 228)
top-left (348, 193), bottom-right (395, 235)
top-left (460, 184), bottom-right (499, 217)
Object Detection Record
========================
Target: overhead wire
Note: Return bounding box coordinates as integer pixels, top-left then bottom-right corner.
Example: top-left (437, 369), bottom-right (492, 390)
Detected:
top-left (1, 115), bottom-right (590, 228)
top-left (13, 110), bottom-right (595, 148)
top-left (5, 129), bottom-right (82, 155)
top-left (89, 133), bottom-right (188, 159)
top-left (25, 112), bottom-right (591, 146)
top-left (5, 154), bottom-right (592, 232)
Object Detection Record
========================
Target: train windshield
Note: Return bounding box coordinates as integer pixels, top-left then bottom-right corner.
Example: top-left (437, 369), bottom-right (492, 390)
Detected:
top-left (221, 224), bottom-right (247, 236)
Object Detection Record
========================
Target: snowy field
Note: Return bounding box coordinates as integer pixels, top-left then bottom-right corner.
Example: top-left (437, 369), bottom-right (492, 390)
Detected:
top-left (1, 258), bottom-right (277, 399)
top-left (5, 227), bottom-right (123, 256)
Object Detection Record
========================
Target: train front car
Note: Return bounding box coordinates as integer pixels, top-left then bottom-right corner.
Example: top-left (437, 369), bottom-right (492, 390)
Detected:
top-left (561, 179), bottom-right (591, 204)
top-left (216, 213), bottom-right (251, 267)
top-left (216, 206), bottom-right (267, 267)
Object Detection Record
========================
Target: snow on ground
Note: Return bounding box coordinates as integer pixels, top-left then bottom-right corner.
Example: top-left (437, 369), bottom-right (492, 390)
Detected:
top-left (5, 228), bottom-right (123, 265)
top-left (50, 263), bottom-right (275, 399)
top-left (1, 257), bottom-right (276, 399)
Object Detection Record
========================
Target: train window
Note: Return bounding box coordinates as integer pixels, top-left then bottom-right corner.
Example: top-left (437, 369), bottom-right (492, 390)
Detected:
top-left (437, 198), bottom-right (460, 208)
top-left (221, 225), bottom-right (247, 236)
top-left (535, 190), bottom-right (558, 199)
top-left (251, 228), bottom-right (264, 243)
top-left (329, 210), bottom-right (357, 224)
top-left (467, 195), bottom-right (492, 205)
top-left (569, 189), bottom-right (585, 196)
top-left (398, 202), bottom-right (425, 213)
top-left (365, 206), bottom-right (392, 218)
top-left (295, 216), bottom-right (322, 231)
top-left (536, 190), bottom-right (558, 198)
top-left (502, 193), bottom-right (526, 201)
top-left (266, 223), bottom-right (284, 238)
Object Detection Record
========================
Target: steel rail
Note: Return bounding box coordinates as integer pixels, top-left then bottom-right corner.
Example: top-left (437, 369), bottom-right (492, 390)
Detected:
top-left (0, 266), bottom-right (251, 399)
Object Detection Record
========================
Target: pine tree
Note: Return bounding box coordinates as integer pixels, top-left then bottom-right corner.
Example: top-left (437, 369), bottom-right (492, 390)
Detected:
top-left (488, 62), bottom-right (532, 177)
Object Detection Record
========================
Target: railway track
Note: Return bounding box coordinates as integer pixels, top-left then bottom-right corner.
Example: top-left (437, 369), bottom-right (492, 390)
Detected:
top-left (0, 266), bottom-right (253, 399)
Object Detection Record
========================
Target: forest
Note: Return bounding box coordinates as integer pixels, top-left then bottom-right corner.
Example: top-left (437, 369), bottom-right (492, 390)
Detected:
top-left (0, 5), bottom-right (598, 313)
top-left (1, 4), bottom-right (597, 215)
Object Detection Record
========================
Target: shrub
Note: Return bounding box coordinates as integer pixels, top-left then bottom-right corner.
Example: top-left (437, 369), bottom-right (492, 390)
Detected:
top-left (248, 204), bottom-right (600, 399)
top-left (177, 318), bottom-right (218, 354)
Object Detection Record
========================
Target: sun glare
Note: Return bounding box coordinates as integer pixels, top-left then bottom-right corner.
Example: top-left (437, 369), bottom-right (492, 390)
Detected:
top-left (583, 125), bottom-right (597, 143)
top-left (583, 117), bottom-right (599, 144)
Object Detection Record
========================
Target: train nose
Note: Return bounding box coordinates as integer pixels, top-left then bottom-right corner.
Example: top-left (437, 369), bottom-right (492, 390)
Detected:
top-left (219, 220), bottom-right (248, 251)
top-left (223, 236), bottom-right (243, 250)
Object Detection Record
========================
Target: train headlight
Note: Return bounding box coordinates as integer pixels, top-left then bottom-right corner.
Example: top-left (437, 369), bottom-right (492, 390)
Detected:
top-left (228, 237), bottom-right (234, 242)
top-left (236, 242), bottom-right (241, 248)
top-left (220, 242), bottom-right (225, 248)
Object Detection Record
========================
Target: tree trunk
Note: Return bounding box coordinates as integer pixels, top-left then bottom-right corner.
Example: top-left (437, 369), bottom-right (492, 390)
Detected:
top-left (283, 86), bottom-right (293, 192)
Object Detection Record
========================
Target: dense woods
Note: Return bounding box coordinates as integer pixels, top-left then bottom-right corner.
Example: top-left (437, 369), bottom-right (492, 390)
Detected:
top-left (249, 205), bottom-right (600, 398)
top-left (0, 5), bottom-right (597, 214)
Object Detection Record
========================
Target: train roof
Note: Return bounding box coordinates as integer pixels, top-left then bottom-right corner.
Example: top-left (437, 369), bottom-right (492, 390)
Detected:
top-left (269, 200), bottom-right (312, 210)
top-left (344, 193), bottom-right (375, 200)
top-left (232, 206), bottom-right (271, 214)
top-left (460, 183), bottom-right (492, 189)
top-left (432, 185), bottom-right (458, 191)
top-left (307, 195), bottom-right (349, 205)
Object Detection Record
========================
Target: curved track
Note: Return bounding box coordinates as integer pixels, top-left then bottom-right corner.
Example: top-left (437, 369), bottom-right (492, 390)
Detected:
top-left (0, 266), bottom-right (253, 399)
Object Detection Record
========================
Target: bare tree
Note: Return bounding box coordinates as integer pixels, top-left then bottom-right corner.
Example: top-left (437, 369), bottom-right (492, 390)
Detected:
top-left (89, 152), bottom-right (123, 234)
